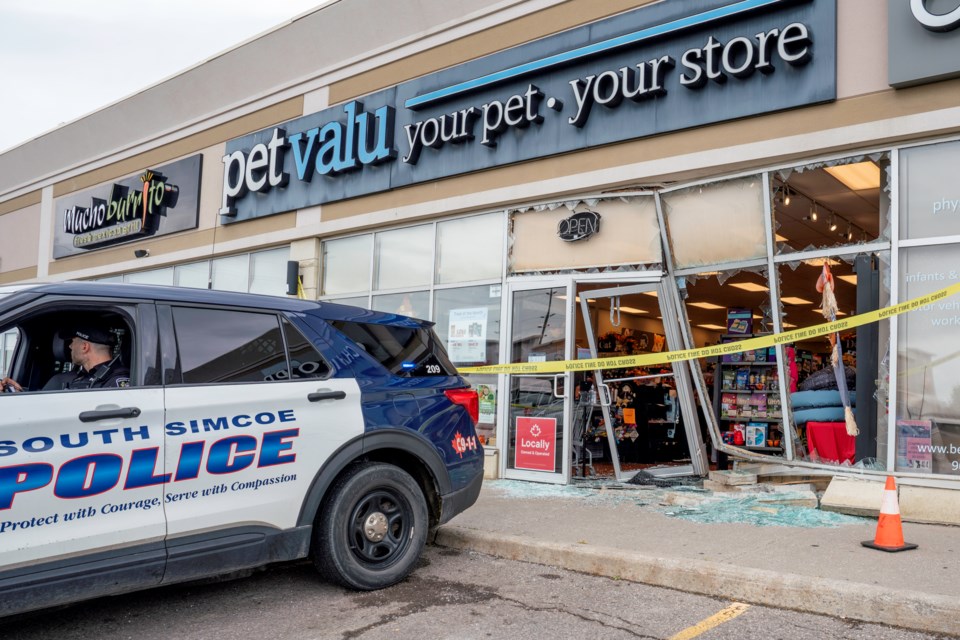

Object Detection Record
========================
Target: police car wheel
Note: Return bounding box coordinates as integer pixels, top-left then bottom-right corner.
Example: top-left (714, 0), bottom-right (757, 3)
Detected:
top-left (314, 462), bottom-right (428, 590)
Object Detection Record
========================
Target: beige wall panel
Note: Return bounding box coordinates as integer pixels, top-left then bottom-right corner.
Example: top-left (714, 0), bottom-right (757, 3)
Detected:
top-left (214, 212), bottom-right (297, 245)
top-left (53, 99), bottom-right (303, 199)
top-left (0, 191), bottom-right (41, 217)
top-left (47, 229), bottom-right (217, 277)
top-left (837, 0), bottom-right (888, 100)
top-left (330, 0), bottom-right (656, 104)
top-left (0, 266), bottom-right (37, 285)
top-left (512, 198), bottom-right (660, 271)
top-left (324, 79), bottom-right (960, 222)
top-left (199, 144), bottom-right (228, 231)
top-left (0, 203), bottom-right (41, 273)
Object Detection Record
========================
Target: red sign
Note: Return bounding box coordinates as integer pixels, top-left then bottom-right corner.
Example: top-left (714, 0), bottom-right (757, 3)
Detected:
top-left (515, 416), bottom-right (556, 472)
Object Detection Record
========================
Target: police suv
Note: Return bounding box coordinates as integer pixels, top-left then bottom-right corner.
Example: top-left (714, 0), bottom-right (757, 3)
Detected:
top-left (0, 283), bottom-right (483, 616)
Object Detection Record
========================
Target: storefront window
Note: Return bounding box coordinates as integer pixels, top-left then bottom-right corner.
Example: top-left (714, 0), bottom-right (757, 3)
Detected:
top-left (433, 285), bottom-right (502, 367)
top-left (249, 247), bottom-right (289, 296)
top-left (175, 262), bottom-right (210, 289)
top-left (211, 255), bottom-right (249, 292)
top-left (899, 141), bottom-right (960, 241)
top-left (376, 225), bottom-right (432, 290)
top-left (774, 154), bottom-right (889, 255)
top-left (325, 296), bottom-right (369, 309)
top-left (323, 234), bottom-right (372, 295)
top-left (663, 176), bottom-right (766, 269)
top-left (680, 267), bottom-right (779, 460)
top-left (371, 291), bottom-right (430, 319)
top-left (434, 284), bottom-right (503, 444)
top-left (124, 268), bottom-right (173, 285)
top-left (777, 252), bottom-right (890, 468)
top-left (896, 244), bottom-right (960, 477)
top-left (436, 213), bottom-right (503, 283)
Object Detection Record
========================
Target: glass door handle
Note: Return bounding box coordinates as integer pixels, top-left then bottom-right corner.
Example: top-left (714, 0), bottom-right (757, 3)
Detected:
top-left (598, 383), bottom-right (612, 407)
top-left (552, 374), bottom-right (566, 399)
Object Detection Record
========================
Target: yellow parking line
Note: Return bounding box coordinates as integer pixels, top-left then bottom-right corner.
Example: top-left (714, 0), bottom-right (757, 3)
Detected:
top-left (667, 602), bottom-right (751, 640)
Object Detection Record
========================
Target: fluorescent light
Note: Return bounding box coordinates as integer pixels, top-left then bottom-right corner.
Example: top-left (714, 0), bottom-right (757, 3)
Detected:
top-left (825, 161), bottom-right (881, 191)
top-left (783, 322), bottom-right (797, 328)
top-left (836, 310), bottom-right (847, 316)
top-left (618, 306), bottom-right (648, 314)
top-left (729, 282), bottom-right (769, 292)
top-left (837, 274), bottom-right (857, 285)
top-left (642, 291), bottom-right (658, 297)
top-left (697, 324), bottom-right (727, 331)
top-left (775, 234), bottom-right (789, 243)
top-left (780, 296), bottom-right (814, 305)
top-left (688, 301), bottom-right (725, 310)
top-left (801, 258), bottom-right (840, 267)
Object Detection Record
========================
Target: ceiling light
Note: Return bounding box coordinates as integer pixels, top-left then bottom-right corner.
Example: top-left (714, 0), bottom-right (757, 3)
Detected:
top-left (825, 161), bottom-right (881, 191)
top-left (783, 322), bottom-right (797, 328)
top-left (846, 224), bottom-right (854, 241)
top-left (729, 282), bottom-right (769, 292)
top-left (688, 301), bottom-right (725, 310)
top-left (697, 323), bottom-right (728, 331)
top-left (775, 233), bottom-right (789, 243)
top-left (835, 310), bottom-right (847, 316)
top-left (618, 306), bottom-right (648, 314)
top-left (780, 296), bottom-right (814, 305)
top-left (829, 216), bottom-right (838, 232)
top-left (837, 274), bottom-right (858, 285)
top-left (642, 291), bottom-right (658, 297)
top-left (783, 187), bottom-right (792, 206)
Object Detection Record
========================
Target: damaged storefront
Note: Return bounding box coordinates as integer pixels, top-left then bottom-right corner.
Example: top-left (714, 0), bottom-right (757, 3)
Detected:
top-left (2, 0), bottom-right (960, 497)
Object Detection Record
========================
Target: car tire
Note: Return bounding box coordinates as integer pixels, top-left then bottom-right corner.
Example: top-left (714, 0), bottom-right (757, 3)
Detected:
top-left (313, 462), bottom-right (428, 590)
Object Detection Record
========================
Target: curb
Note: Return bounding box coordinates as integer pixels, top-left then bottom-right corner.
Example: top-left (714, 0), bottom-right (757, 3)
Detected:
top-left (432, 525), bottom-right (959, 636)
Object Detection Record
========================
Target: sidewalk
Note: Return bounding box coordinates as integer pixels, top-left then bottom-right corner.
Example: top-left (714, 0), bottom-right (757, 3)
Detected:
top-left (432, 478), bottom-right (960, 636)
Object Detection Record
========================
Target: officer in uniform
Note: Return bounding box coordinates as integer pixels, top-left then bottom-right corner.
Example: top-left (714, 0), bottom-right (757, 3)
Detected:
top-left (1, 325), bottom-right (129, 392)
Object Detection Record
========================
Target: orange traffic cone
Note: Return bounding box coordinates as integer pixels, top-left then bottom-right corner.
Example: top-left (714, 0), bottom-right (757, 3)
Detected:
top-left (861, 476), bottom-right (918, 552)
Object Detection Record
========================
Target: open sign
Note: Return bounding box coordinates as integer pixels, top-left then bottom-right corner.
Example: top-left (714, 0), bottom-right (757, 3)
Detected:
top-left (557, 210), bottom-right (601, 242)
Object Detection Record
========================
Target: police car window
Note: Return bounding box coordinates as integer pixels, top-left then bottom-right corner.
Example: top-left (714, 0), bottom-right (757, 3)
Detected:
top-left (281, 317), bottom-right (331, 380)
top-left (172, 307), bottom-right (287, 384)
top-left (329, 320), bottom-right (456, 377)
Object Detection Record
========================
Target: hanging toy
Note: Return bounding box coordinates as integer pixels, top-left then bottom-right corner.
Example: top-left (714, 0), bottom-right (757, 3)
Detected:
top-left (816, 262), bottom-right (859, 436)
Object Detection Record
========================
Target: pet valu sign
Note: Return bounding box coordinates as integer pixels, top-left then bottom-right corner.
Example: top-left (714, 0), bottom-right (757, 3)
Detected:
top-left (54, 155), bottom-right (201, 259)
top-left (221, 0), bottom-right (836, 223)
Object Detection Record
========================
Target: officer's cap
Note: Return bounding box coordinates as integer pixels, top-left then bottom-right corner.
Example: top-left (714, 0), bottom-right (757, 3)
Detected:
top-left (66, 325), bottom-right (116, 347)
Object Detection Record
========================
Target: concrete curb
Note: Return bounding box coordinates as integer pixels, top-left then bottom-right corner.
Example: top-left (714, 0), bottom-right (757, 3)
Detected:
top-left (433, 525), bottom-right (960, 636)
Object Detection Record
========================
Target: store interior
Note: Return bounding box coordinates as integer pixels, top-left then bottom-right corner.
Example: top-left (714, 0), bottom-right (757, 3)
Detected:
top-left (569, 159), bottom-right (885, 474)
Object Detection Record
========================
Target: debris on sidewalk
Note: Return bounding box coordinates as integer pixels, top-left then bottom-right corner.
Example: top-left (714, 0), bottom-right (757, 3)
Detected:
top-left (485, 479), bottom-right (871, 528)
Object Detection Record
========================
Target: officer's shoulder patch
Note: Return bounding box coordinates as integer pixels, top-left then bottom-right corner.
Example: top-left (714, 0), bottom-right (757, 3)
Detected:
top-left (116, 377), bottom-right (130, 388)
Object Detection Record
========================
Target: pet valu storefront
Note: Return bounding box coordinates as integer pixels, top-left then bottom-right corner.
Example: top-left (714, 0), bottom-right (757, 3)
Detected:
top-left (3, 0), bottom-right (960, 490)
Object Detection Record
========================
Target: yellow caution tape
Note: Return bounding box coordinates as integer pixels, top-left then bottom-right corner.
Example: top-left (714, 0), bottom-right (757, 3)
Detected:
top-left (457, 281), bottom-right (960, 375)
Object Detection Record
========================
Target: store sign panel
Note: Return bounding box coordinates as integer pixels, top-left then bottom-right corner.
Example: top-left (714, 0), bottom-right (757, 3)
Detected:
top-left (53, 155), bottom-right (202, 259)
top-left (221, 0), bottom-right (836, 223)
top-left (515, 416), bottom-right (556, 472)
top-left (889, 0), bottom-right (960, 87)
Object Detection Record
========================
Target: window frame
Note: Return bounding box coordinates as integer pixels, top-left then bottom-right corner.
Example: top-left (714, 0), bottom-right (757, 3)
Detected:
top-left (162, 304), bottom-right (329, 387)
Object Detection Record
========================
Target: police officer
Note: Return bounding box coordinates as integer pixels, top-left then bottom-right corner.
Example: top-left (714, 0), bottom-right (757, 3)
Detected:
top-left (1, 325), bottom-right (129, 392)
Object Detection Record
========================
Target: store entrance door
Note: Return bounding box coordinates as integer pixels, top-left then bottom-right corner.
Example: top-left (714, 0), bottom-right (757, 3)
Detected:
top-left (501, 280), bottom-right (572, 483)
top-left (575, 280), bottom-right (708, 481)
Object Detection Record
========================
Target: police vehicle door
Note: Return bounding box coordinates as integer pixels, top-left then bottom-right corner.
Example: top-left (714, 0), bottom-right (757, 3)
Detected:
top-left (159, 305), bottom-right (360, 573)
top-left (0, 304), bottom-right (166, 584)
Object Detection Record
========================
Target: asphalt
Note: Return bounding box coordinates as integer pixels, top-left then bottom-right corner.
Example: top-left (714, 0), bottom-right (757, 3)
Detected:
top-left (431, 478), bottom-right (960, 637)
